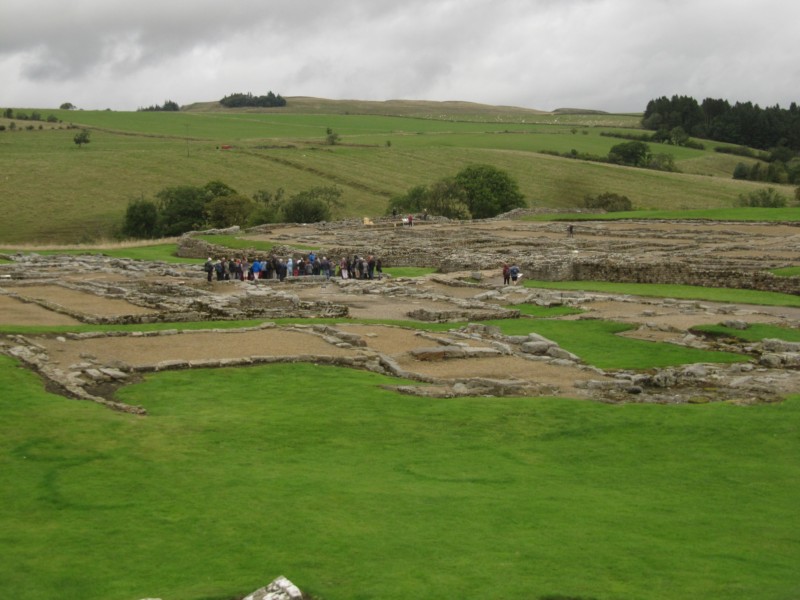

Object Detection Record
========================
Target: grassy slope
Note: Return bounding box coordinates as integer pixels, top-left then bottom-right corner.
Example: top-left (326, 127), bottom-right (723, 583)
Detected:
top-left (1, 102), bottom-right (792, 244)
top-left (2, 357), bottom-right (798, 600)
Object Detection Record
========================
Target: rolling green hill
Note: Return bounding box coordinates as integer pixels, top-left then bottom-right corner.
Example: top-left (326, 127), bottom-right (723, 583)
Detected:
top-left (0, 99), bottom-right (792, 244)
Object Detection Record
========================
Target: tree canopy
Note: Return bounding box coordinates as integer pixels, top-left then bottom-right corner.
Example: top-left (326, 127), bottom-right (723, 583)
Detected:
top-left (119, 181), bottom-right (344, 239)
top-left (454, 164), bottom-right (526, 219)
top-left (219, 92), bottom-right (286, 108)
top-left (643, 95), bottom-right (800, 151)
top-left (388, 165), bottom-right (525, 220)
top-left (137, 100), bottom-right (180, 112)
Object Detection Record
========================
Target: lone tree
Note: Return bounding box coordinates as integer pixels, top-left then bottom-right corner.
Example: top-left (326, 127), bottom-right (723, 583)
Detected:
top-left (453, 164), bottom-right (526, 219)
top-left (73, 129), bottom-right (91, 148)
top-left (325, 128), bottom-right (340, 145)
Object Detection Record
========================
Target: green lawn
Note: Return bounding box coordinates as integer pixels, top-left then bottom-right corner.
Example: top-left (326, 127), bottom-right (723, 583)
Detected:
top-left (514, 303), bottom-right (585, 318)
top-left (771, 266), bottom-right (800, 277)
top-left (487, 318), bottom-right (745, 369)
top-left (1, 356), bottom-right (798, 600)
top-left (0, 243), bottom-right (201, 264)
top-left (523, 280), bottom-right (800, 308)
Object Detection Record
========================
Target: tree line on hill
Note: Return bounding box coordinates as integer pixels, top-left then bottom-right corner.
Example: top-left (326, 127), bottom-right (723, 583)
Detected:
top-left (1, 108), bottom-right (61, 126)
top-left (639, 95), bottom-right (800, 185)
top-left (133, 91), bottom-right (287, 112)
top-left (541, 139), bottom-right (678, 172)
top-left (219, 91), bottom-right (286, 108)
top-left (642, 95), bottom-right (800, 152)
top-left (137, 100), bottom-right (180, 112)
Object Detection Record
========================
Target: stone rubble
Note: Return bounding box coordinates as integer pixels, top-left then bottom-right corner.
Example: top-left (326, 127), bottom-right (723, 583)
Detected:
top-left (2, 216), bottom-right (800, 408)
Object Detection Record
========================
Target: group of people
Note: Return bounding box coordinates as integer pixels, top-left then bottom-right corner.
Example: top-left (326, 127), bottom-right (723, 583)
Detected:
top-left (502, 263), bottom-right (522, 285)
top-left (204, 252), bottom-right (383, 283)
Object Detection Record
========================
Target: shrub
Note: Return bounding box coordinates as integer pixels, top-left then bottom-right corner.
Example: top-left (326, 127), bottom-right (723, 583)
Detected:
top-left (122, 198), bottom-right (160, 238)
top-left (282, 193), bottom-right (332, 223)
top-left (737, 188), bottom-right (787, 208)
top-left (732, 162), bottom-right (750, 180)
top-left (206, 194), bottom-right (256, 228)
top-left (647, 153), bottom-right (677, 172)
top-left (583, 192), bottom-right (633, 212)
top-left (73, 129), bottom-right (90, 148)
top-left (156, 185), bottom-right (207, 236)
top-left (248, 188), bottom-right (285, 226)
top-left (608, 141), bottom-right (650, 167)
top-left (281, 187), bottom-right (340, 223)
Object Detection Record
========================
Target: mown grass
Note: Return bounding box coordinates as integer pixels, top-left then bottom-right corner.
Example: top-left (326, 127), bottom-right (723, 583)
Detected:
top-left (2, 109), bottom-right (793, 244)
top-left (197, 235), bottom-right (283, 253)
top-left (514, 303), bottom-right (584, 318)
top-left (523, 280), bottom-right (800, 308)
top-left (486, 318), bottom-right (745, 369)
top-left (2, 355), bottom-right (798, 600)
top-left (524, 207), bottom-right (800, 222)
top-left (771, 266), bottom-right (800, 277)
top-left (0, 243), bottom-right (201, 264)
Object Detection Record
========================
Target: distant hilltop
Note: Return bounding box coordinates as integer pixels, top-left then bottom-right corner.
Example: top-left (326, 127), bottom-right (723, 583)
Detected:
top-left (182, 96), bottom-right (609, 119)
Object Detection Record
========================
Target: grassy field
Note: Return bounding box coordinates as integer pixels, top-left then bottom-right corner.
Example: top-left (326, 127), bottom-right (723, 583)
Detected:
top-left (522, 280), bottom-right (800, 308)
top-left (0, 275), bottom-right (797, 599)
top-left (1, 101), bottom-right (793, 244)
top-left (2, 356), bottom-right (798, 600)
top-left (3, 100), bottom-right (800, 600)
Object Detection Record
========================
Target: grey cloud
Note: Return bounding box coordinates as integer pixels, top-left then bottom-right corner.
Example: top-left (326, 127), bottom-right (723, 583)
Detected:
top-left (2, 0), bottom-right (798, 111)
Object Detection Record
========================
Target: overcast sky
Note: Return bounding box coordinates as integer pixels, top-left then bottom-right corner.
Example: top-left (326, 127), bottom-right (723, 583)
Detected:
top-left (2, 0), bottom-right (798, 113)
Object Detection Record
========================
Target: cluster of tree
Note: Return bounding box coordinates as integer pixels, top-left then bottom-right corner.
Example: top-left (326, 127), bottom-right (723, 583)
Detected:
top-left (642, 95), bottom-right (800, 152)
top-left (137, 100), bottom-right (180, 112)
top-left (583, 192), bottom-right (633, 212)
top-left (121, 181), bottom-right (342, 239)
top-left (722, 137), bottom-right (800, 184)
top-left (387, 164), bottom-right (526, 220)
top-left (601, 129), bottom-right (705, 150)
top-left (219, 92), bottom-right (287, 108)
top-left (542, 141), bottom-right (676, 172)
top-left (733, 156), bottom-right (800, 185)
top-left (2, 108), bottom-right (60, 123)
top-left (737, 187), bottom-right (790, 208)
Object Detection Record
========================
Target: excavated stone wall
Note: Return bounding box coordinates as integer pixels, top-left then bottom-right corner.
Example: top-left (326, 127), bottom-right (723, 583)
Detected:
top-left (177, 219), bottom-right (800, 296)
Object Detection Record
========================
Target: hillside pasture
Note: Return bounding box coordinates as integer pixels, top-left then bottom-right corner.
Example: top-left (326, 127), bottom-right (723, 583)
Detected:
top-left (0, 108), bottom-right (794, 244)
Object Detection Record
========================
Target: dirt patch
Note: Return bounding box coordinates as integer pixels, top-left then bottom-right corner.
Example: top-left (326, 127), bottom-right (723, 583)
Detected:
top-left (8, 284), bottom-right (158, 318)
top-left (37, 328), bottom-right (358, 370)
top-left (0, 294), bottom-right (81, 326)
